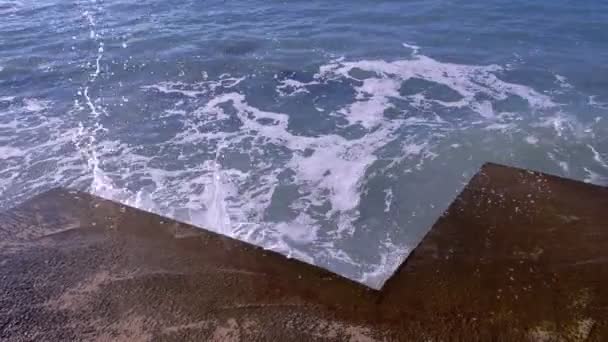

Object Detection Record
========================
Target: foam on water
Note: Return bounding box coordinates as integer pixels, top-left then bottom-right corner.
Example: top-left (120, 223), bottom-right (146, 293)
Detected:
top-left (589, 96), bottom-right (608, 110)
top-left (0, 96), bottom-right (84, 200)
top-left (68, 45), bottom-right (608, 289)
top-left (588, 145), bottom-right (608, 169)
top-left (23, 98), bottom-right (51, 112)
top-left (1, 6), bottom-right (607, 289)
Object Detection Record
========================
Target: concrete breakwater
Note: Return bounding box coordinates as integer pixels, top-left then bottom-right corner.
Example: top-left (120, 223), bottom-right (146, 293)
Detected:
top-left (1, 163), bottom-right (607, 341)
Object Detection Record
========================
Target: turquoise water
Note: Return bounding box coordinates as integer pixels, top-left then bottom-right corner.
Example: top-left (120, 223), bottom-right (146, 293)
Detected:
top-left (1, 0), bottom-right (607, 288)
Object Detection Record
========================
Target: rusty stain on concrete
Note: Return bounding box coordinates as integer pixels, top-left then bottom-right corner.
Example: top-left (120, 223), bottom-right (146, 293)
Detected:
top-left (0, 163), bottom-right (607, 341)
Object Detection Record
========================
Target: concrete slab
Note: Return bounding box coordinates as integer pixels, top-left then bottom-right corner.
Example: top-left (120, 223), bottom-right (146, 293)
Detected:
top-left (1, 163), bottom-right (607, 341)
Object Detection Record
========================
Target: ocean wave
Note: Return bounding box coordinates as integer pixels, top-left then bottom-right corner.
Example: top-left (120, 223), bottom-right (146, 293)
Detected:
top-left (78, 47), bottom-right (605, 289)
top-left (1, 38), bottom-right (607, 288)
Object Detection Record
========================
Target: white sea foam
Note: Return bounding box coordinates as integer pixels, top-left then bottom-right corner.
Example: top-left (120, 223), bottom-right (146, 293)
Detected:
top-left (0, 93), bottom-right (86, 202)
top-left (525, 135), bottom-right (539, 145)
top-left (588, 144), bottom-right (608, 169)
top-left (535, 112), bottom-right (578, 137)
top-left (589, 95), bottom-right (608, 109)
top-left (360, 238), bottom-right (409, 289)
top-left (142, 76), bottom-right (246, 98)
top-left (584, 167), bottom-right (608, 184)
top-left (484, 122), bottom-right (517, 132)
top-left (0, 146), bottom-right (24, 159)
top-left (402, 42), bottom-right (420, 55)
top-left (276, 78), bottom-right (319, 96)
top-left (111, 49), bottom-right (569, 288)
top-left (548, 152), bottom-right (570, 174)
top-left (5, 36), bottom-right (604, 289)
top-left (383, 188), bottom-right (393, 213)
top-left (316, 54), bottom-right (556, 125)
top-left (555, 74), bottom-right (573, 89)
top-left (23, 98), bottom-right (51, 112)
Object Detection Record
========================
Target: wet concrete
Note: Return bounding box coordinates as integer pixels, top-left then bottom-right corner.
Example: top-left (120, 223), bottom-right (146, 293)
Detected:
top-left (1, 163), bottom-right (607, 341)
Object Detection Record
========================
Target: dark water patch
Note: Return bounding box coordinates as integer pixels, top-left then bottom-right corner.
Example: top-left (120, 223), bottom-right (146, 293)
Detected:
top-left (399, 78), bottom-right (463, 102)
top-left (221, 40), bottom-right (263, 56)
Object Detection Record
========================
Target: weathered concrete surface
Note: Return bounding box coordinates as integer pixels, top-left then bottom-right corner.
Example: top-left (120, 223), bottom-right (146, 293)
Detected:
top-left (0, 163), bottom-right (607, 341)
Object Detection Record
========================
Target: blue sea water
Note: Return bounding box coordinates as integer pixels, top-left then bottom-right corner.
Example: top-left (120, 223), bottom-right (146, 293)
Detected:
top-left (1, 0), bottom-right (607, 288)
